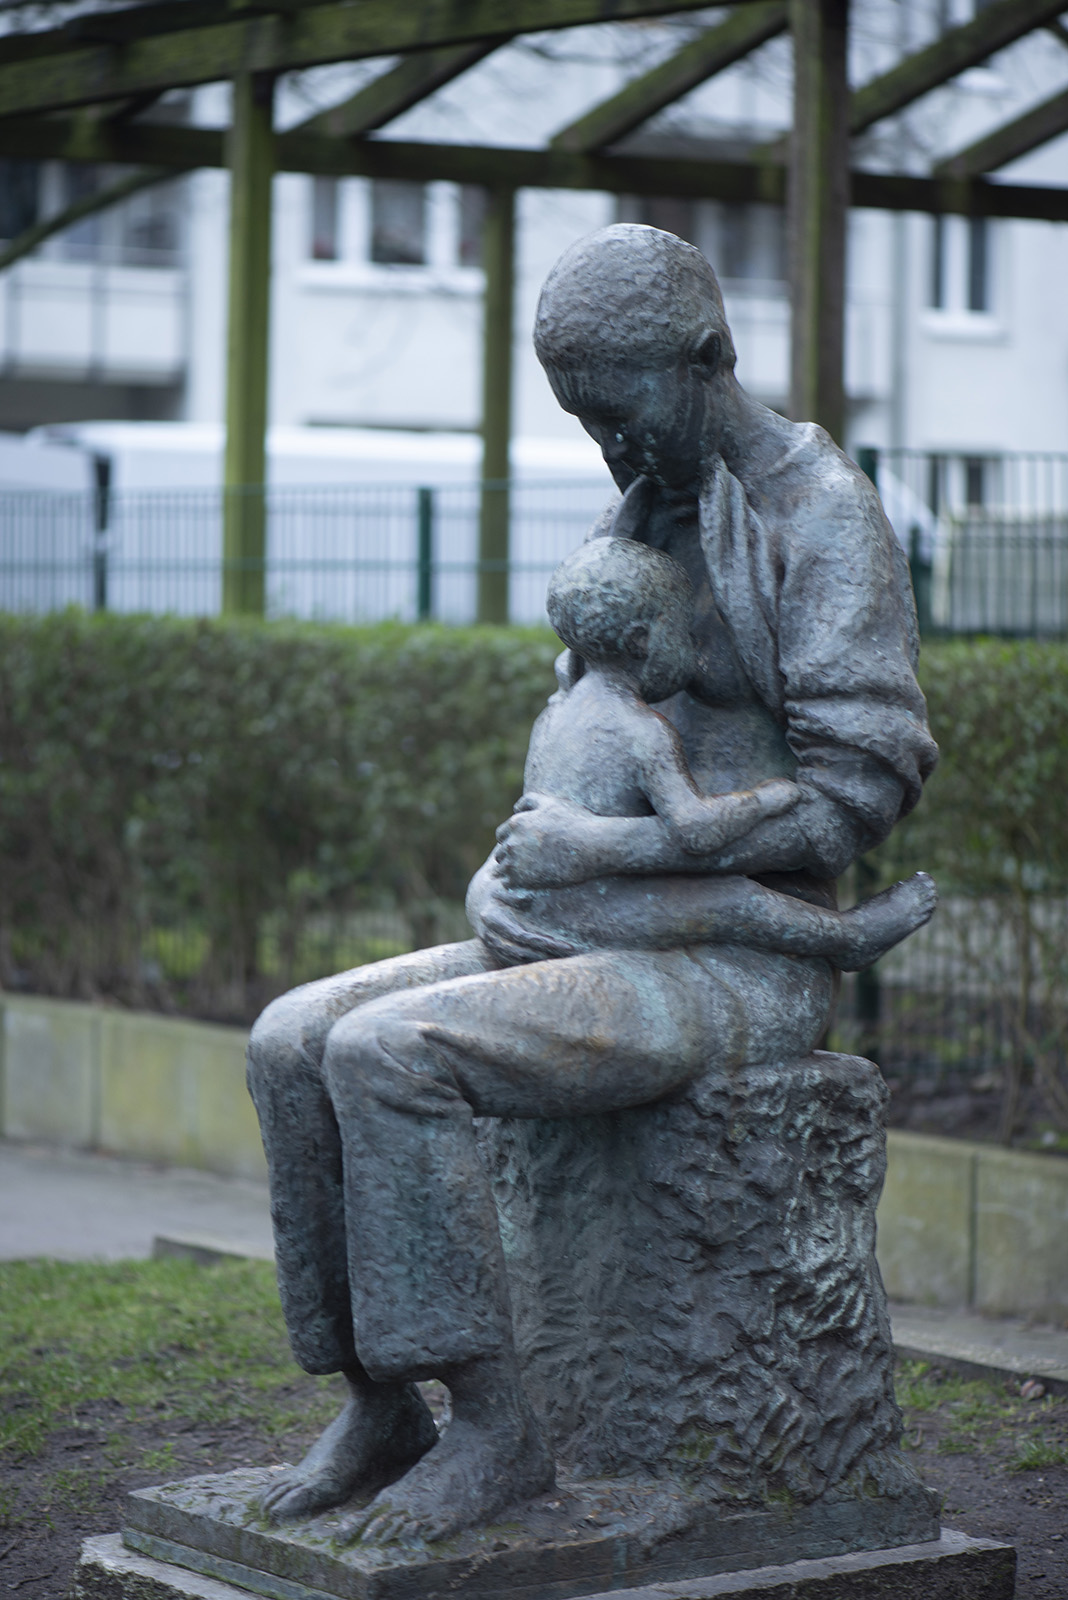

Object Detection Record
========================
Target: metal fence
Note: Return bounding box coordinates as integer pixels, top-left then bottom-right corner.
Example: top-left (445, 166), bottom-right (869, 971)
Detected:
top-left (1, 449), bottom-right (1068, 632)
top-left (860, 447), bottom-right (1068, 637)
top-left (832, 892), bottom-right (1068, 1086)
top-left (0, 479), bottom-right (612, 628)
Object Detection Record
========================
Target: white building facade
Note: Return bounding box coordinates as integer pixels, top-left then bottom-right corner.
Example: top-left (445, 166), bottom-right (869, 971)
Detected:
top-left (1, 3), bottom-right (1067, 472)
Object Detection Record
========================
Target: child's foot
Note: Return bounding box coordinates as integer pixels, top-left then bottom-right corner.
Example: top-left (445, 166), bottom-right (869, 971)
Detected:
top-left (836, 872), bottom-right (938, 970)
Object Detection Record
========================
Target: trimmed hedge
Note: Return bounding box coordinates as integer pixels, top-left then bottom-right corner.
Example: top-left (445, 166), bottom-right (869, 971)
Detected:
top-left (878, 639), bottom-right (1068, 894)
top-left (0, 613), bottom-right (557, 1011)
top-left (0, 616), bottom-right (1065, 1034)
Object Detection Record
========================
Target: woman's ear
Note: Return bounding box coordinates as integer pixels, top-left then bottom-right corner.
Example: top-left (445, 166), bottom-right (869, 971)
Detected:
top-left (690, 328), bottom-right (721, 374)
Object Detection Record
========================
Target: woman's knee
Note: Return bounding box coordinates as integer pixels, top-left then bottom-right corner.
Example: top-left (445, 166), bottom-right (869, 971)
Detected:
top-left (321, 997), bottom-right (455, 1114)
top-left (246, 985), bottom-right (333, 1098)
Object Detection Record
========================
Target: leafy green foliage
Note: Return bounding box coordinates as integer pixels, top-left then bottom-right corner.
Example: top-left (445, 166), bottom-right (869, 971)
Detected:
top-left (0, 613), bottom-right (557, 1013)
top-left (878, 640), bottom-right (1068, 895)
top-left (875, 640), bottom-right (1068, 1132)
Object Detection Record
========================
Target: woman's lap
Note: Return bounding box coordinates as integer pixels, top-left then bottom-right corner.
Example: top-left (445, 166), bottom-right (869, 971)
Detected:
top-left (251, 934), bottom-right (834, 1114)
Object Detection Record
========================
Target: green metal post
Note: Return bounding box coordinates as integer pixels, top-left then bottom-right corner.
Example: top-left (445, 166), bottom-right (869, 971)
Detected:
top-left (223, 70), bottom-right (274, 616)
top-left (856, 445), bottom-right (878, 486)
top-left (91, 453), bottom-right (110, 612)
top-left (788, 0), bottom-right (849, 443)
top-left (416, 486), bottom-right (434, 621)
top-left (477, 185), bottom-right (515, 625)
top-left (909, 525), bottom-right (933, 638)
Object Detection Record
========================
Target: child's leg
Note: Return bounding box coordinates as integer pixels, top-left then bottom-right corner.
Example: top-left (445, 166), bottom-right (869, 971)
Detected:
top-left (693, 872), bottom-right (937, 969)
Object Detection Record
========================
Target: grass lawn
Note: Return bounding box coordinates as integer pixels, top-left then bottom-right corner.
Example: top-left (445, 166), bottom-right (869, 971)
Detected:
top-left (1, 1258), bottom-right (1066, 1598)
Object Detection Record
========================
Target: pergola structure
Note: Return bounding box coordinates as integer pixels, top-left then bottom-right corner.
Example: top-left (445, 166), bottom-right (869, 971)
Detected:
top-left (2, 0), bottom-right (1068, 618)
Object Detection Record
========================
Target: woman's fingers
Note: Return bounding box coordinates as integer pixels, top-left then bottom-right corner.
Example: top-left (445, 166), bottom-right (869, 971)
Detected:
top-left (479, 899), bottom-right (579, 964)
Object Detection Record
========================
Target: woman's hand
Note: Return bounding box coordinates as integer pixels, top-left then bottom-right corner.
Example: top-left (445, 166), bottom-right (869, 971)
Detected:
top-left (465, 856), bottom-right (583, 965)
top-left (494, 793), bottom-right (602, 890)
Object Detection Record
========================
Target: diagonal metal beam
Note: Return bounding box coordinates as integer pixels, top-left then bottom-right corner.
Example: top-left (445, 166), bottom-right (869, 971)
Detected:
top-left (0, 0), bottom-right (747, 119)
top-left (292, 42), bottom-right (502, 139)
top-left (933, 84), bottom-right (1068, 178)
top-left (550, 1), bottom-right (788, 153)
top-left (850, 0), bottom-right (1068, 134)
top-left (0, 164), bottom-right (178, 273)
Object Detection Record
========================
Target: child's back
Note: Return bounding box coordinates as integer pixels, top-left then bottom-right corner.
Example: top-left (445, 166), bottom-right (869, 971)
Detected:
top-left (524, 671), bottom-right (676, 821)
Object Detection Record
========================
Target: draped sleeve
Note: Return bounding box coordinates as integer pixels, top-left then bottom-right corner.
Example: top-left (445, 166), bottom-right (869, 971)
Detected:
top-left (698, 430), bottom-right (938, 872)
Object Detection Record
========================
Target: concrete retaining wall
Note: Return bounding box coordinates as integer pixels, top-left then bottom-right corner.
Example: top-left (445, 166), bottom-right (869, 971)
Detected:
top-left (2, 994), bottom-right (1066, 1319)
top-left (878, 1130), bottom-right (1068, 1322)
top-left (0, 994), bottom-right (263, 1181)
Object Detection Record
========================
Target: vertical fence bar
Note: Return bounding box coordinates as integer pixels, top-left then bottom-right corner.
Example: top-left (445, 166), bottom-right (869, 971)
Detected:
top-left (92, 453), bottom-right (110, 612)
top-left (416, 486), bottom-right (434, 622)
top-left (909, 525), bottom-right (933, 638)
top-left (223, 70), bottom-right (274, 617)
top-left (478, 185), bottom-right (516, 625)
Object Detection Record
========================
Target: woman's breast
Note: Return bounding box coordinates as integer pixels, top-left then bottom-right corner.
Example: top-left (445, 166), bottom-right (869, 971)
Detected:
top-left (658, 691), bottom-right (795, 796)
top-left (656, 572), bottom-right (793, 795)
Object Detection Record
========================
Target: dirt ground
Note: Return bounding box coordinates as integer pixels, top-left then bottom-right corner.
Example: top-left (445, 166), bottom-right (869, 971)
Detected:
top-left (1, 1364), bottom-right (1066, 1600)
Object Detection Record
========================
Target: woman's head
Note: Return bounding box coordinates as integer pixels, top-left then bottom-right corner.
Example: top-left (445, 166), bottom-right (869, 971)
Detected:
top-left (534, 225), bottom-right (736, 488)
top-left (535, 224), bottom-right (734, 372)
top-left (547, 536), bottom-right (695, 703)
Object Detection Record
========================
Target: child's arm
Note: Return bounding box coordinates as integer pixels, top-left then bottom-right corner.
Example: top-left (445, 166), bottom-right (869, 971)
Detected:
top-left (637, 711), bottom-right (800, 853)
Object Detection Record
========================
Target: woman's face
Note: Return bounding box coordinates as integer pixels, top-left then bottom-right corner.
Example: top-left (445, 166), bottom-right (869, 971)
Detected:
top-left (546, 359), bottom-right (713, 492)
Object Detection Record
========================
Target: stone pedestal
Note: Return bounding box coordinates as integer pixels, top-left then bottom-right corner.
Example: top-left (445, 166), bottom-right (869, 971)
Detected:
top-left (479, 1052), bottom-right (933, 1531)
top-left (71, 1050), bottom-right (1018, 1600)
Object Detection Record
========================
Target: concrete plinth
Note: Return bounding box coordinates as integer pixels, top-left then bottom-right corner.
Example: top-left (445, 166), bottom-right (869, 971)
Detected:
top-left (70, 1528), bottom-right (1016, 1600)
top-left (101, 1467), bottom-right (946, 1600)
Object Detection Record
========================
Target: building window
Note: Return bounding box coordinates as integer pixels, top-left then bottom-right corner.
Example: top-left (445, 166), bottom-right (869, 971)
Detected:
top-left (120, 180), bottom-right (180, 264)
top-left (627, 195), bottom-right (695, 244)
top-left (964, 456), bottom-right (986, 507)
top-left (618, 196), bottom-right (785, 286)
top-left (370, 180), bottom-right (427, 266)
top-left (310, 176), bottom-right (340, 261)
top-left (928, 213), bottom-right (993, 315)
top-left (0, 159), bottom-right (40, 239)
top-left (967, 216), bottom-right (988, 312)
top-left (458, 185), bottom-right (486, 269)
top-left (62, 164), bottom-right (103, 261)
top-left (929, 215), bottom-right (945, 309)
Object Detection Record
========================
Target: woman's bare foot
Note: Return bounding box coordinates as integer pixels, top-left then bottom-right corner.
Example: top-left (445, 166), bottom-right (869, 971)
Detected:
top-left (836, 872), bottom-right (938, 971)
top-left (261, 1376), bottom-right (437, 1523)
top-left (339, 1351), bottom-right (554, 1546)
top-left (341, 1408), bottom-right (554, 1546)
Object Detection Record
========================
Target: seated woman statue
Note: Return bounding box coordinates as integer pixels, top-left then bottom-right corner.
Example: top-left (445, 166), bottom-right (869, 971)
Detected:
top-left (246, 224), bottom-right (939, 1548)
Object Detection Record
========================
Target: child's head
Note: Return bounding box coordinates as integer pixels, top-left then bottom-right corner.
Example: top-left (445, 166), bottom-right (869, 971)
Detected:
top-left (546, 536), bottom-right (695, 703)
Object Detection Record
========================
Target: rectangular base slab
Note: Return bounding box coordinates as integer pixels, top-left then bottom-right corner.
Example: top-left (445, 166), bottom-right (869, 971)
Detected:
top-left (122, 1468), bottom-right (944, 1600)
top-left (72, 1530), bottom-right (1017, 1600)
